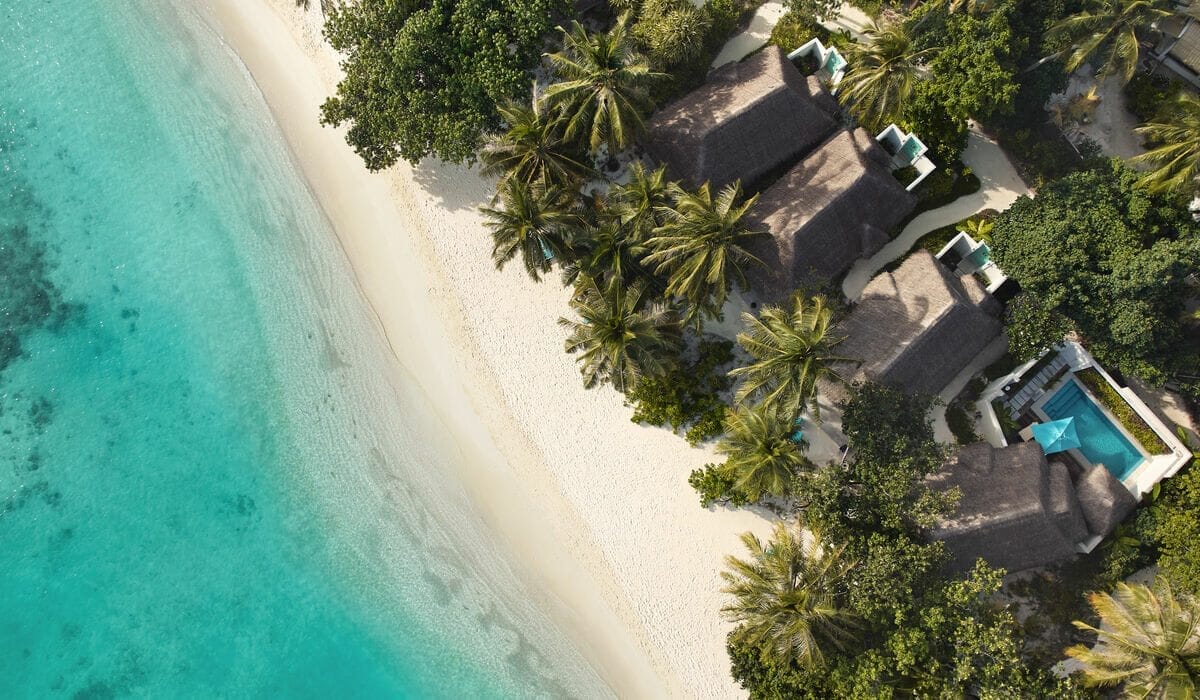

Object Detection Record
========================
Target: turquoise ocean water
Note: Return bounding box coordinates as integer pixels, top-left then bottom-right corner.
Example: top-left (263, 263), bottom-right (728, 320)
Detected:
top-left (0, 2), bottom-right (605, 696)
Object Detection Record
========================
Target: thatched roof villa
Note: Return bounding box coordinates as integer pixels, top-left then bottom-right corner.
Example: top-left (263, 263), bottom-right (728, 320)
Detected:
top-left (743, 128), bottom-right (915, 301)
top-left (829, 250), bottom-right (1001, 400)
top-left (644, 45), bottom-right (839, 191)
top-left (926, 441), bottom-right (1137, 573)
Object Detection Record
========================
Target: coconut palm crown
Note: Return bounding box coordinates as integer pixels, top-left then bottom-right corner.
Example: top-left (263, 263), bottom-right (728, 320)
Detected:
top-left (838, 20), bottom-right (930, 129)
top-left (480, 101), bottom-right (597, 190)
top-left (1066, 582), bottom-right (1200, 697)
top-left (481, 178), bottom-right (579, 281)
top-left (643, 181), bottom-right (765, 332)
top-left (1132, 92), bottom-right (1200, 194)
top-left (729, 292), bottom-right (847, 421)
top-left (609, 161), bottom-right (672, 239)
top-left (559, 275), bottom-right (681, 392)
top-left (1046, 0), bottom-right (1178, 84)
top-left (722, 522), bottom-right (861, 671)
top-left (541, 15), bottom-right (665, 156)
top-left (716, 402), bottom-right (811, 501)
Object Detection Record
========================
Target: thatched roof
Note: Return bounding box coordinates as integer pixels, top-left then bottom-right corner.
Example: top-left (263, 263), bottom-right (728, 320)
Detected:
top-left (743, 129), bottom-right (915, 302)
top-left (927, 442), bottom-right (1088, 573)
top-left (826, 250), bottom-right (1001, 401)
top-left (1075, 466), bottom-right (1138, 537)
top-left (644, 46), bottom-right (839, 191)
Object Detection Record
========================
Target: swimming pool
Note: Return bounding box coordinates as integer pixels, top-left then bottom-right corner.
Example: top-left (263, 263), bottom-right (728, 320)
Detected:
top-left (1041, 380), bottom-right (1145, 480)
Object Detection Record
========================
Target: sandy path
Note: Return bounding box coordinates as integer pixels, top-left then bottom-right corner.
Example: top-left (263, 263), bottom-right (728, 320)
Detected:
top-left (842, 128), bottom-right (1029, 300)
top-left (198, 0), bottom-right (772, 696)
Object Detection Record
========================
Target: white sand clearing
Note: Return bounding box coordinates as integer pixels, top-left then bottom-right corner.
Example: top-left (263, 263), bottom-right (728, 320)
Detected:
top-left (197, 0), bottom-right (772, 696)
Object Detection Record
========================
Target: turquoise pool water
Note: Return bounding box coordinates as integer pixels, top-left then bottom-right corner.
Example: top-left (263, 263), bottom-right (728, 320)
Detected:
top-left (1041, 380), bottom-right (1145, 480)
top-left (1, 1), bottom-right (603, 696)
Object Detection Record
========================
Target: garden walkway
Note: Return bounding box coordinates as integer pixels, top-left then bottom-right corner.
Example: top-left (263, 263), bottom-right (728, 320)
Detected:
top-left (711, 1), bottom-right (871, 68)
top-left (841, 127), bottom-right (1029, 300)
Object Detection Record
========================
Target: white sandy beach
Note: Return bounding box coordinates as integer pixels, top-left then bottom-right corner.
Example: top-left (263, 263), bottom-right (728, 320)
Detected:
top-left (198, 0), bottom-right (771, 696)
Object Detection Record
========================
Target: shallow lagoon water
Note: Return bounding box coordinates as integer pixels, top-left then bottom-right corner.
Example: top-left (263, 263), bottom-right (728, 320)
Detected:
top-left (0, 2), bottom-right (603, 696)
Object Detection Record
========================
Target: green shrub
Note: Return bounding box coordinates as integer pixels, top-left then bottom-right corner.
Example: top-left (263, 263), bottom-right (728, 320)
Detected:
top-left (626, 337), bottom-right (734, 445)
top-left (1074, 368), bottom-right (1170, 454)
top-left (688, 462), bottom-right (750, 507)
top-left (768, 10), bottom-right (828, 52)
top-left (945, 402), bottom-right (980, 444)
top-left (1124, 71), bottom-right (1184, 123)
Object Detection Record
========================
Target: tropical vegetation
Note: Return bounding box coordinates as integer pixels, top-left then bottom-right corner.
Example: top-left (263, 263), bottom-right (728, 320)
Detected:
top-left (480, 102), bottom-right (596, 190)
top-left (319, 0), bottom-right (568, 168)
top-left (560, 275), bottom-right (681, 392)
top-left (728, 292), bottom-right (845, 421)
top-left (715, 402), bottom-right (811, 501)
top-left (1068, 582), bottom-right (1200, 696)
top-left (1046, 0), bottom-right (1177, 84)
top-left (541, 15), bottom-right (665, 157)
top-left (838, 19), bottom-right (927, 129)
top-left (1132, 92), bottom-right (1200, 195)
top-left (721, 524), bottom-right (861, 671)
top-left (643, 181), bottom-right (765, 331)
top-left (990, 161), bottom-right (1200, 391)
top-left (481, 179), bottom-right (579, 281)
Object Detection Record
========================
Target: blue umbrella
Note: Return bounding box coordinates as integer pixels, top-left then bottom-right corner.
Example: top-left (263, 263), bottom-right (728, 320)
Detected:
top-left (1031, 418), bottom-right (1080, 453)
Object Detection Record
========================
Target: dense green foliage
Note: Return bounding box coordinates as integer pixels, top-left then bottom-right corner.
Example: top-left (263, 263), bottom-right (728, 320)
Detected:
top-left (729, 293), bottom-right (846, 420)
top-left (1130, 435), bottom-right (1200, 596)
top-left (726, 381), bottom-right (1080, 698)
top-left (787, 0), bottom-right (845, 22)
top-left (689, 461), bottom-right (750, 507)
top-left (319, 0), bottom-right (567, 168)
top-left (797, 383), bottom-right (952, 542)
top-left (1004, 293), bottom-right (1071, 362)
top-left (923, 3), bottom-right (1021, 123)
top-left (1124, 71), bottom-right (1187, 123)
top-left (990, 162), bottom-right (1200, 385)
top-left (1067, 582), bottom-right (1200, 696)
top-left (628, 336), bottom-right (734, 444)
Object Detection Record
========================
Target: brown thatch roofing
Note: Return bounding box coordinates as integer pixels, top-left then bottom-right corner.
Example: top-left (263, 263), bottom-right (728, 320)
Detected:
top-left (644, 46), bottom-right (839, 191)
top-left (1075, 466), bottom-right (1138, 537)
top-left (927, 442), bottom-right (1088, 573)
top-left (827, 250), bottom-right (1001, 400)
top-left (743, 128), bottom-right (915, 302)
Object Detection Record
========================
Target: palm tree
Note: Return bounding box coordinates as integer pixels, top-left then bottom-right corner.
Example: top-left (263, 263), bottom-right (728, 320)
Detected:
top-left (838, 20), bottom-right (929, 130)
top-left (643, 181), bottom-right (765, 331)
top-left (480, 101), bottom-right (597, 190)
top-left (559, 275), bottom-right (681, 391)
top-left (572, 217), bottom-right (658, 290)
top-left (1046, 0), bottom-right (1177, 84)
top-left (541, 15), bottom-right (665, 156)
top-left (609, 162), bottom-right (672, 240)
top-left (729, 293), bottom-right (847, 421)
top-left (722, 522), bottom-right (861, 671)
top-left (716, 403), bottom-right (811, 501)
top-left (1132, 92), bottom-right (1200, 194)
top-left (481, 178), bottom-right (579, 281)
top-left (1066, 582), bottom-right (1200, 697)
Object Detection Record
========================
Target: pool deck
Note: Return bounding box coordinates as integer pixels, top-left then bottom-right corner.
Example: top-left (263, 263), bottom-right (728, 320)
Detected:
top-left (1030, 375), bottom-right (1147, 483)
top-left (978, 341), bottom-right (1193, 500)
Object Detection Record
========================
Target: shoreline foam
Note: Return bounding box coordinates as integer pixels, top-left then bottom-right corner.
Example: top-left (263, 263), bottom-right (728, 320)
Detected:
top-left (197, 0), bottom-right (772, 695)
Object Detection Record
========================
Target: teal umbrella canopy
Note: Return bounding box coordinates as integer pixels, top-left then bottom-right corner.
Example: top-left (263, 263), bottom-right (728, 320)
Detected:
top-left (1031, 418), bottom-right (1080, 453)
